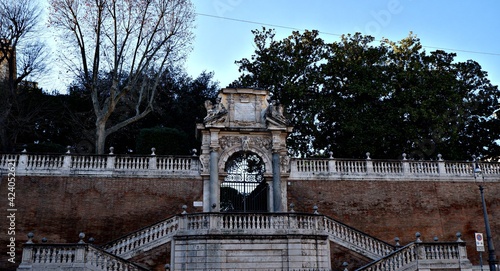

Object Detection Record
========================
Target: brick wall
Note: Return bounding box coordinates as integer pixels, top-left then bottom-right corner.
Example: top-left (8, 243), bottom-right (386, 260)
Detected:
top-left (1, 176), bottom-right (498, 270)
top-left (0, 176), bottom-right (203, 270)
top-left (287, 179), bottom-right (500, 266)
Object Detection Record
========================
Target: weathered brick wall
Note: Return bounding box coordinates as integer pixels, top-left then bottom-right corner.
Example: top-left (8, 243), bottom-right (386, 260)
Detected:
top-left (0, 176), bottom-right (203, 270)
top-left (1, 176), bottom-right (498, 270)
top-left (287, 179), bottom-right (500, 266)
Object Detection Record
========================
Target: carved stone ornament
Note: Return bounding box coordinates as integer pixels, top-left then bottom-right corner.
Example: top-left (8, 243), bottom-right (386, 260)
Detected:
top-left (241, 136), bottom-right (250, 151)
top-left (219, 136), bottom-right (272, 152)
top-left (265, 99), bottom-right (288, 127)
top-left (203, 97), bottom-right (228, 125)
top-left (199, 154), bottom-right (209, 173)
top-left (280, 154), bottom-right (290, 173)
top-left (219, 136), bottom-right (240, 150)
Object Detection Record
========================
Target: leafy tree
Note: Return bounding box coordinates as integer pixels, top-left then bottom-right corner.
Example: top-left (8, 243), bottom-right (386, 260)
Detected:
top-left (0, 0), bottom-right (49, 151)
top-left (233, 28), bottom-right (326, 156)
top-left (234, 29), bottom-right (500, 160)
top-left (49, 0), bottom-right (195, 153)
top-left (134, 70), bottom-right (219, 154)
top-left (136, 127), bottom-right (189, 155)
top-left (61, 69), bottom-right (218, 155)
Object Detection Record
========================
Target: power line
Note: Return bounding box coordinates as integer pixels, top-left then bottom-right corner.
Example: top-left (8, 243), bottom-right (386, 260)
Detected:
top-left (196, 13), bottom-right (342, 37)
top-left (196, 12), bottom-right (500, 57)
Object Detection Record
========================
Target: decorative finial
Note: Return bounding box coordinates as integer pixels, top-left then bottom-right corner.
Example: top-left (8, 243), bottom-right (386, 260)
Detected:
top-left (394, 237), bottom-right (400, 247)
top-left (109, 147), bottom-right (114, 155)
top-left (329, 151), bottom-right (334, 159)
top-left (402, 153), bottom-right (407, 160)
top-left (89, 237), bottom-right (95, 244)
top-left (289, 203), bottom-right (295, 212)
top-left (66, 146), bottom-right (71, 154)
top-left (415, 232), bottom-right (422, 243)
top-left (164, 264), bottom-right (171, 270)
top-left (313, 205), bottom-right (319, 215)
top-left (78, 232), bottom-right (85, 244)
top-left (181, 205), bottom-right (187, 215)
top-left (22, 144), bottom-right (27, 153)
top-left (27, 232), bottom-right (34, 244)
top-left (211, 203), bottom-right (217, 210)
top-left (151, 147), bottom-right (156, 156)
top-left (456, 232), bottom-right (463, 242)
top-left (437, 154), bottom-right (443, 161)
top-left (434, 236), bottom-right (439, 241)
top-left (41, 237), bottom-right (47, 243)
top-left (342, 261), bottom-right (349, 271)
top-left (366, 152), bottom-right (371, 160)
top-left (192, 149), bottom-right (198, 156)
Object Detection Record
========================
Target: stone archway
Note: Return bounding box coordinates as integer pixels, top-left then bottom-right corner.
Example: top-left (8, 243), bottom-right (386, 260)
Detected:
top-left (217, 135), bottom-right (273, 175)
top-left (197, 88), bottom-right (292, 212)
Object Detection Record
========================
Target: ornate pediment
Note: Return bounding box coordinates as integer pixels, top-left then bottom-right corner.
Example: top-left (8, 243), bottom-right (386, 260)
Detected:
top-left (201, 88), bottom-right (290, 130)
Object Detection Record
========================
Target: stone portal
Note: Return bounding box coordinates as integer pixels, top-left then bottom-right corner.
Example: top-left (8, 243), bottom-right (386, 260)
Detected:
top-left (197, 88), bottom-right (293, 212)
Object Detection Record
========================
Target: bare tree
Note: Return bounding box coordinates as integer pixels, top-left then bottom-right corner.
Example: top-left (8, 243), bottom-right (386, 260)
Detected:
top-left (49, 0), bottom-right (195, 154)
top-left (0, 0), bottom-right (49, 151)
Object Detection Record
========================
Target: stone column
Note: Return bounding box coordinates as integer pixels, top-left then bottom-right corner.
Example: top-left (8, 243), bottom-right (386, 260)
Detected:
top-left (272, 152), bottom-right (282, 212)
top-left (209, 149), bottom-right (219, 212)
top-left (267, 179), bottom-right (274, 212)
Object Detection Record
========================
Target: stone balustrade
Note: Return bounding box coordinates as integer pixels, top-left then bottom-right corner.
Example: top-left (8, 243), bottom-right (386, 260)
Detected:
top-left (17, 243), bottom-right (147, 271)
top-left (102, 212), bottom-right (393, 261)
top-left (102, 216), bottom-right (179, 259)
top-left (323, 216), bottom-right (394, 259)
top-left (289, 156), bottom-right (499, 181)
top-left (2, 152), bottom-right (497, 181)
top-left (0, 153), bottom-right (200, 178)
top-left (357, 240), bottom-right (472, 271)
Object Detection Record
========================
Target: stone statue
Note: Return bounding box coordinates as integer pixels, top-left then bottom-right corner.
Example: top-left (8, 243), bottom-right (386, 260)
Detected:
top-left (265, 99), bottom-right (288, 126)
top-left (204, 96), bottom-right (227, 124)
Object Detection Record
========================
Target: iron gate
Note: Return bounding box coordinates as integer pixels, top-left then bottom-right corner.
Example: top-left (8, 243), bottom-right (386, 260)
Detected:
top-left (221, 151), bottom-right (268, 212)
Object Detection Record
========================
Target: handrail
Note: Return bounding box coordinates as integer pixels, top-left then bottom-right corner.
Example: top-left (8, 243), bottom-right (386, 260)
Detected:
top-left (102, 215), bottom-right (179, 258)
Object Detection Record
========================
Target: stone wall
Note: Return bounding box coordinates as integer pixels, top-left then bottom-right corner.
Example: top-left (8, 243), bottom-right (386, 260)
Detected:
top-left (172, 234), bottom-right (330, 270)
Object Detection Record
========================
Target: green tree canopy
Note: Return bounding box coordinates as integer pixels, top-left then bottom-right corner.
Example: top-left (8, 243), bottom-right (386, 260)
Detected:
top-left (233, 28), bottom-right (500, 160)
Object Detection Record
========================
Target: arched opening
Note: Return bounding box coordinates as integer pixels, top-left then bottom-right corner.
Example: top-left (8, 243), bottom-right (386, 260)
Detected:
top-left (221, 151), bottom-right (268, 212)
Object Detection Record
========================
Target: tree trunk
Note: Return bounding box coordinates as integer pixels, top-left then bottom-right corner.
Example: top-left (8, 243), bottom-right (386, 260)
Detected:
top-left (95, 121), bottom-right (107, 154)
top-left (0, 121), bottom-right (10, 152)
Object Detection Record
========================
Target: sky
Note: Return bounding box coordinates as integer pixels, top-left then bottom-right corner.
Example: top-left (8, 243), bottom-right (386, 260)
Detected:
top-left (184, 0), bottom-right (500, 89)
top-left (37, 0), bottom-right (500, 92)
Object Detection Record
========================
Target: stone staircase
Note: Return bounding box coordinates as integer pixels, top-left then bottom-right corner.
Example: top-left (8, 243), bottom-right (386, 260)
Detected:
top-left (101, 212), bottom-right (394, 261)
top-left (18, 212), bottom-right (473, 270)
